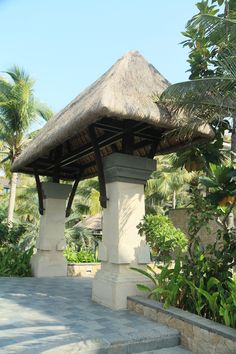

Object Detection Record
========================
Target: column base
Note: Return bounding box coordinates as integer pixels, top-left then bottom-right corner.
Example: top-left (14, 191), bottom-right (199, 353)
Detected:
top-left (31, 251), bottom-right (67, 277)
top-left (92, 269), bottom-right (150, 310)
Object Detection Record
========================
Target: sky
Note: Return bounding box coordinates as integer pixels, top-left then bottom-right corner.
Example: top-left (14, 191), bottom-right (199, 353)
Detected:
top-left (0, 0), bottom-right (198, 118)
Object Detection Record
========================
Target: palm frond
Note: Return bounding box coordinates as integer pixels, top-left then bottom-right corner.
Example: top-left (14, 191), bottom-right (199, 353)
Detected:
top-left (35, 101), bottom-right (53, 121)
top-left (188, 14), bottom-right (236, 47)
top-left (158, 14), bottom-right (236, 134)
top-left (160, 77), bottom-right (236, 116)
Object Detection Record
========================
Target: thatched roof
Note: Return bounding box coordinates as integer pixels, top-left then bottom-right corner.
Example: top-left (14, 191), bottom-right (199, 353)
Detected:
top-left (11, 51), bottom-right (213, 180)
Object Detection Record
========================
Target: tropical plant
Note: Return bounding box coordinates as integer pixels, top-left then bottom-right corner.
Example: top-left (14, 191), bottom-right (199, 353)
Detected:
top-left (64, 177), bottom-right (101, 250)
top-left (137, 214), bottom-right (188, 263)
top-left (65, 225), bottom-right (96, 251)
top-left (158, 0), bottom-right (236, 230)
top-left (75, 178), bottom-right (101, 216)
top-left (200, 163), bottom-right (236, 210)
top-left (132, 185), bottom-right (236, 328)
top-left (0, 245), bottom-right (33, 276)
top-left (15, 175), bottom-right (39, 224)
top-left (159, 2), bottom-right (236, 152)
top-left (64, 248), bottom-right (97, 263)
top-left (0, 66), bottom-right (53, 225)
top-left (145, 155), bottom-right (192, 213)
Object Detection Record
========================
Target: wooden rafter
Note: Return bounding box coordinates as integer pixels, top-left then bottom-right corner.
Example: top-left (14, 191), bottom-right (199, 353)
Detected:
top-left (122, 121), bottom-right (134, 154)
top-left (148, 141), bottom-right (159, 159)
top-left (88, 125), bottom-right (108, 208)
top-left (52, 145), bottom-right (63, 183)
top-left (65, 174), bottom-right (81, 217)
top-left (45, 121), bottom-right (147, 171)
top-left (34, 170), bottom-right (44, 216)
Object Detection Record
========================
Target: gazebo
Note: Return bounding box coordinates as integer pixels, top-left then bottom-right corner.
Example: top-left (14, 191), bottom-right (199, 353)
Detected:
top-left (12, 51), bottom-right (213, 309)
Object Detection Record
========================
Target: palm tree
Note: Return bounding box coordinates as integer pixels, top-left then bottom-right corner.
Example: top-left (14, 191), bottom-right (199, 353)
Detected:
top-left (15, 175), bottom-right (39, 224)
top-left (0, 66), bottom-right (53, 226)
top-left (145, 155), bottom-right (192, 213)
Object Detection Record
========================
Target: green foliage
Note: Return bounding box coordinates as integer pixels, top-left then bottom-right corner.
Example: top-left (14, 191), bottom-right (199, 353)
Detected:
top-left (65, 224), bottom-right (96, 251)
top-left (65, 177), bottom-right (101, 251)
top-left (133, 190), bottom-right (236, 328)
top-left (137, 214), bottom-right (187, 263)
top-left (159, 1), bottom-right (236, 150)
top-left (200, 164), bottom-right (236, 207)
top-left (64, 247), bottom-right (97, 263)
top-left (145, 155), bottom-right (192, 212)
top-left (0, 206), bottom-right (27, 247)
top-left (0, 66), bottom-right (53, 163)
top-left (132, 260), bottom-right (184, 309)
top-left (0, 246), bottom-right (33, 276)
top-left (0, 203), bottom-right (36, 276)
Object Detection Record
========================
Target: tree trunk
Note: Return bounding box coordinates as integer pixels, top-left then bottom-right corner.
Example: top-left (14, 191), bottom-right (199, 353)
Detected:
top-left (228, 117), bottom-right (236, 229)
top-left (172, 190), bottom-right (176, 209)
top-left (231, 117), bottom-right (236, 163)
top-left (7, 172), bottom-right (18, 227)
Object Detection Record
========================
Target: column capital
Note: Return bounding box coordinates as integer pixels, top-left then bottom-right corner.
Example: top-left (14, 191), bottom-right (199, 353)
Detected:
top-left (41, 182), bottom-right (72, 199)
top-left (103, 153), bottom-right (156, 184)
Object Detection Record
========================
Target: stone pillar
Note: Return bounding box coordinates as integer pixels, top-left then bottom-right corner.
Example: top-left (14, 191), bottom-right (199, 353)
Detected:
top-left (31, 182), bottom-right (72, 277)
top-left (92, 153), bottom-right (156, 310)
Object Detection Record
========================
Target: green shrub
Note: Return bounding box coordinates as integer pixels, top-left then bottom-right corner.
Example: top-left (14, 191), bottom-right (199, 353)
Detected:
top-left (64, 247), bottom-right (98, 263)
top-left (0, 204), bottom-right (36, 276)
top-left (0, 246), bottom-right (33, 276)
top-left (137, 214), bottom-right (187, 263)
top-left (132, 191), bottom-right (236, 328)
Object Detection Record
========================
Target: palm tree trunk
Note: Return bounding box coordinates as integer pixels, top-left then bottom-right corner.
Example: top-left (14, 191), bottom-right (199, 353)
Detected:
top-left (231, 117), bottom-right (236, 163)
top-left (7, 172), bottom-right (18, 227)
top-left (228, 117), bottom-right (236, 229)
top-left (172, 190), bottom-right (176, 209)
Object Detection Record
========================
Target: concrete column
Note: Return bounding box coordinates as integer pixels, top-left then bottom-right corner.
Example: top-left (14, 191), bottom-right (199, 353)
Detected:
top-left (92, 153), bottom-right (156, 310)
top-left (31, 182), bottom-right (72, 277)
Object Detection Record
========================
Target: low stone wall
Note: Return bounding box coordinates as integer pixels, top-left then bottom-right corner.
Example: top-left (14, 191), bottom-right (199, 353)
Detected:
top-left (67, 262), bottom-right (159, 278)
top-left (127, 296), bottom-right (236, 354)
top-left (169, 208), bottom-right (221, 248)
top-left (67, 263), bottom-right (101, 277)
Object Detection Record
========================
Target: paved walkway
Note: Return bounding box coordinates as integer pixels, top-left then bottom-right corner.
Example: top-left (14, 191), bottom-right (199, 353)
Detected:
top-left (0, 277), bottom-right (191, 354)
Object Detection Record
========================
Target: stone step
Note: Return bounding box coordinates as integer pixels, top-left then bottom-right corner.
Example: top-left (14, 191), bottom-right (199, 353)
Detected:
top-left (0, 329), bottom-right (190, 354)
top-left (0, 318), bottom-right (180, 353)
top-left (139, 345), bottom-right (193, 353)
top-left (25, 324), bottom-right (179, 354)
top-left (0, 329), bottom-right (181, 354)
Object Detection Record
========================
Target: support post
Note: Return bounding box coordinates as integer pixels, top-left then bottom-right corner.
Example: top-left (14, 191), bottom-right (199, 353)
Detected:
top-left (31, 182), bottom-right (72, 277)
top-left (92, 153), bottom-right (156, 310)
top-left (88, 125), bottom-right (108, 208)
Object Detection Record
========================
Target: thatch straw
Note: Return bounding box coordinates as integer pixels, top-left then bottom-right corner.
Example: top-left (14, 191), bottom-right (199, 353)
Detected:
top-left (11, 51), bottom-right (213, 179)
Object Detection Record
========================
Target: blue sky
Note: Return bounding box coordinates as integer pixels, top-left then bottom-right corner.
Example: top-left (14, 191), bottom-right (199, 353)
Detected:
top-left (0, 0), bottom-right (198, 116)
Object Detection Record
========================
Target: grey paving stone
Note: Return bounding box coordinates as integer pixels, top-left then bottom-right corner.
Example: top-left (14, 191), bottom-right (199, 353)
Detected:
top-left (140, 346), bottom-right (193, 353)
top-left (0, 277), bottom-right (180, 353)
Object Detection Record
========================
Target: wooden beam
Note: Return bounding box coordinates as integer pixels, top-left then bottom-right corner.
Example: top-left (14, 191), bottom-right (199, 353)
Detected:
top-left (122, 121), bottom-right (134, 154)
top-left (52, 145), bottom-right (63, 183)
top-left (34, 170), bottom-right (44, 215)
top-left (148, 141), bottom-right (159, 159)
top-left (94, 122), bottom-right (121, 133)
top-left (65, 175), bottom-right (81, 217)
top-left (95, 118), bottom-right (164, 140)
top-left (88, 125), bottom-right (108, 208)
top-left (45, 121), bottom-right (147, 171)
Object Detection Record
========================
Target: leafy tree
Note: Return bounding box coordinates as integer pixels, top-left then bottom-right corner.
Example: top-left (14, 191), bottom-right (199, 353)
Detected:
top-left (0, 66), bottom-right (53, 225)
top-left (159, 1), bottom-right (236, 155)
top-left (159, 0), bottom-right (236, 225)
